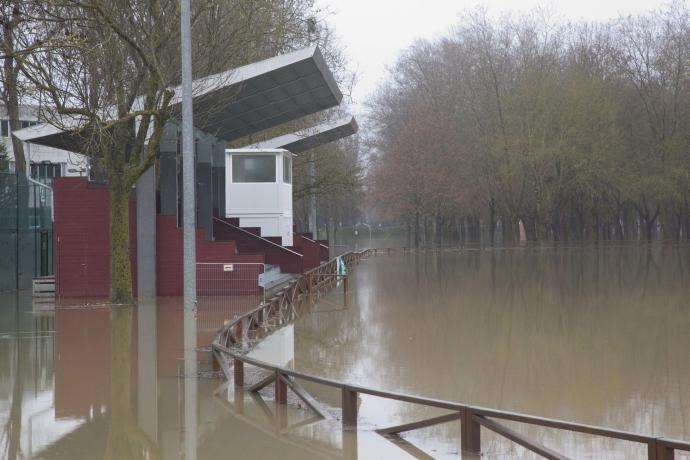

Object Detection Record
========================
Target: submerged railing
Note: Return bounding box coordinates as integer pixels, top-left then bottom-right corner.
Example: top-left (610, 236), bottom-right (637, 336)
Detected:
top-left (212, 249), bottom-right (690, 460)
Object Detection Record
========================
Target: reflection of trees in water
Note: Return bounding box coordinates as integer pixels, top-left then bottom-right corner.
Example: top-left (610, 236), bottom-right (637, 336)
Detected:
top-left (0, 295), bottom-right (53, 460)
top-left (2, 310), bottom-right (23, 460)
top-left (104, 306), bottom-right (158, 460)
top-left (294, 245), bottom-right (690, 456)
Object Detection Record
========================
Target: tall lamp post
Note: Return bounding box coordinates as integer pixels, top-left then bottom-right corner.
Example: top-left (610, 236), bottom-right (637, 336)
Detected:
top-left (355, 222), bottom-right (372, 249)
top-left (180, 3), bottom-right (198, 460)
top-left (180, 0), bottom-right (196, 312)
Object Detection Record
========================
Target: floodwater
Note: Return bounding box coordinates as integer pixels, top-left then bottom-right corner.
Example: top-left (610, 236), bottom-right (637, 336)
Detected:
top-left (1, 244), bottom-right (689, 459)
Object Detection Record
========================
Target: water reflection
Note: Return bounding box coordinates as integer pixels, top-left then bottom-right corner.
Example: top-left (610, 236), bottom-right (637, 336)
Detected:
top-left (105, 306), bottom-right (157, 460)
top-left (2, 244), bottom-right (689, 459)
top-left (292, 244), bottom-right (690, 458)
top-left (0, 293), bottom-right (307, 459)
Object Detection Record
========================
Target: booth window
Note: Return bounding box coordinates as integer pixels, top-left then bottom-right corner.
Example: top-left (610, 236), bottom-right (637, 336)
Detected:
top-left (1, 120), bottom-right (8, 137)
top-left (232, 155), bottom-right (276, 182)
top-left (283, 156), bottom-right (292, 184)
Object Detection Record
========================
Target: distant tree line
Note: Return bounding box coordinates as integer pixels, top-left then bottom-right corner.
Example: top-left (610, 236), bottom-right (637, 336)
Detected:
top-left (293, 135), bottom-right (364, 241)
top-left (367, 4), bottom-right (690, 246)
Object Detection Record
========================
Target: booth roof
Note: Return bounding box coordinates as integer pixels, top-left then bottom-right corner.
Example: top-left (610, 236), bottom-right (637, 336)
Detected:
top-left (13, 46), bottom-right (342, 151)
top-left (242, 115), bottom-right (358, 154)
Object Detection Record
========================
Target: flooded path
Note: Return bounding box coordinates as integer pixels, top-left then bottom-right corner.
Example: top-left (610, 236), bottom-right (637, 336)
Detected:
top-left (1, 244), bottom-right (689, 458)
top-left (290, 244), bottom-right (690, 458)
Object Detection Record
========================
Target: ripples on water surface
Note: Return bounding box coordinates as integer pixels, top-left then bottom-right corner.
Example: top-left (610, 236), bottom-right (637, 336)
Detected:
top-left (1, 244), bottom-right (689, 459)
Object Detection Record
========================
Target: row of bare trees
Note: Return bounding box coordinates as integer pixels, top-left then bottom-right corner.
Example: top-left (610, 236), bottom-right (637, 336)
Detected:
top-left (367, 4), bottom-right (690, 246)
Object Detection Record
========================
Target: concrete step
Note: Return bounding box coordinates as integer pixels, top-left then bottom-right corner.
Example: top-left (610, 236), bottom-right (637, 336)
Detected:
top-left (264, 264), bottom-right (281, 275)
top-left (261, 266), bottom-right (297, 292)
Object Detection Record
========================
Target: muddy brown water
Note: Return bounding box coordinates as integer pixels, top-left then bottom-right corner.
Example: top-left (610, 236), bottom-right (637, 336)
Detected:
top-left (1, 244), bottom-right (689, 459)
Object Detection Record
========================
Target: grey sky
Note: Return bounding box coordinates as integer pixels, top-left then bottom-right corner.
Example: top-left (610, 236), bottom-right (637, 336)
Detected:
top-left (317, 0), bottom-right (671, 112)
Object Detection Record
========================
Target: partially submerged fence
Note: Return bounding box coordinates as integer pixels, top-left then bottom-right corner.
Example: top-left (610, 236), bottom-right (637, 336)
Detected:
top-left (196, 262), bottom-right (264, 296)
top-left (212, 249), bottom-right (690, 460)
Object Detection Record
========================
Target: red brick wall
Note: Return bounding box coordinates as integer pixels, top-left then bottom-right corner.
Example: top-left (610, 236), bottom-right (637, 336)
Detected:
top-left (54, 178), bottom-right (265, 298)
top-left (293, 234), bottom-right (321, 271)
top-left (54, 178), bottom-right (137, 298)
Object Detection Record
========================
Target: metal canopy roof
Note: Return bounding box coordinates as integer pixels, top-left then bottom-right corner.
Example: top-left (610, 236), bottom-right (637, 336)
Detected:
top-left (13, 46), bottom-right (343, 150)
top-left (242, 115), bottom-right (358, 154)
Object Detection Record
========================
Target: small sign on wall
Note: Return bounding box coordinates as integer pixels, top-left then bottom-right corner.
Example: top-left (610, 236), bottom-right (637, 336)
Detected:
top-left (223, 264), bottom-right (234, 272)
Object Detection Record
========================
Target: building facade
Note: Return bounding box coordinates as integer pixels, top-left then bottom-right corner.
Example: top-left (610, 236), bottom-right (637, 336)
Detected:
top-left (0, 105), bottom-right (87, 183)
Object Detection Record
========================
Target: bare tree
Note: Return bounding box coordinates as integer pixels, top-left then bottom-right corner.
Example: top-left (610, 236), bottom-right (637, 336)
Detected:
top-left (14, 0), bottom-right (332, 302)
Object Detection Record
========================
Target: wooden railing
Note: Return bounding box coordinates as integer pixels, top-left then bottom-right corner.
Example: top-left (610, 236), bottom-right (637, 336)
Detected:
top-left (212, 249), bottom-right (690, 460)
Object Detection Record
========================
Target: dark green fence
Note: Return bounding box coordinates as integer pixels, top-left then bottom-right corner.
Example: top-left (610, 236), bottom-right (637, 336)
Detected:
top-left (0, 172), bottom-right (53, 291)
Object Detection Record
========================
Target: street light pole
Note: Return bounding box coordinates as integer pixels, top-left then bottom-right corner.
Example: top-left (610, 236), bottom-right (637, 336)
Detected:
top-left (180, 4), bottom-right (198, 460)
top-left (180, 0), bottom-right (196, 313)
top-left (356, 222), bottom-right (372, 249)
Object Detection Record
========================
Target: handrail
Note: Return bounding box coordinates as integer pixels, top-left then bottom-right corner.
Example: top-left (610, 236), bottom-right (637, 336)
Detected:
top-left (213, 216), bottom-right (302, 257)
top-left (297, 232), bottom-right (328, 250)
top-left (212, 249), bottom-right (690, 459)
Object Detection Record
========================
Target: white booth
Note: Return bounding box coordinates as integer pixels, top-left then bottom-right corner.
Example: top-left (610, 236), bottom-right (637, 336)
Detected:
top-left (225, 148), bottom-right (294, 246)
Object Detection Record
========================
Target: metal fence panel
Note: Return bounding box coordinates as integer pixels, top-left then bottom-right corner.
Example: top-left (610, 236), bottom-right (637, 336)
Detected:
top-left (196, 262), bottom-right (265, 331)
top-left (196, 262), bottom-right (264, 296)
top-left (0, 173), bottom-right (54, 291)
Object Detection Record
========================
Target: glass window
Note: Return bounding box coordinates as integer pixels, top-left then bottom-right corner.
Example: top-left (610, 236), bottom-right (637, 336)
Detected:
top-left (21, 120), bottom-right (30, 129)
top-left (232, 155), bottom-right (276, 183)
top-left (30, 162), bottom-right (62, 184)
top-left (1, 120), bottom-right (8, 137)
top-left (283, 155), bottom-right (292, 184)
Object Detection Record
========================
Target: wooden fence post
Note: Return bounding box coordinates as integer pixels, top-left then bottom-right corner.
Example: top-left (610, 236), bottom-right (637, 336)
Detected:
top-left (342, 386), bottom-right (358, 427)
top-left (342, 426), bottom-right (358, 460)
top-left (234, 358), bottom-right (244, 386)
top-left (275, 371), bottom-right (287, 404)
top-left (212, 352), bottom-right (220, 372)
top-left (234, 320), bottom-right (243, 345)
top-left (343, 275), bottom-right (349, 306)
top-left (461, 409), bottom-right (481, 454)
top-left (649, 440), bottom-right (675, 460)
top-left (234, 385), bottom-right (245, 413)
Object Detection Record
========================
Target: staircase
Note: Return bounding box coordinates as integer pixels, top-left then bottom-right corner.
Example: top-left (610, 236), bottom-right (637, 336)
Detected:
top-left (213, 217), bottom-right (304, 274)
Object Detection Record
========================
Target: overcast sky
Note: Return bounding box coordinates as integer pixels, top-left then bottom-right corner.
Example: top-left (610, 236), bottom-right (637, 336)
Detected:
top-left (316, 0), bottom-right (671, 113)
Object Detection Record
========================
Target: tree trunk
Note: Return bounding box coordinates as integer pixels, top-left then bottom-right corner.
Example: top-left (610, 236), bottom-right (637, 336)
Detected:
top-left (615, 201), bottom-right (624, 240)
top-left (110, 183), bottom-right (133, 303)
top-left (644, 218), bottom-right (655, 242)
top-left (3, 19), bottom-right (26, 174)
top-left (489, 200), bottom-right (496, 246)
top-left (414, 211), bottom-right (420, 248)
top-left (503, 215), bottom-right (519, 245)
